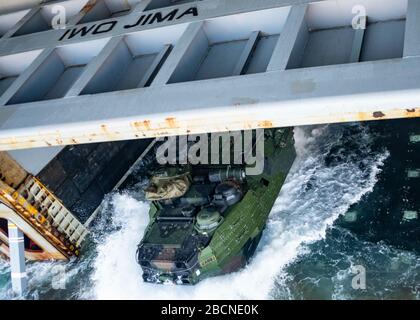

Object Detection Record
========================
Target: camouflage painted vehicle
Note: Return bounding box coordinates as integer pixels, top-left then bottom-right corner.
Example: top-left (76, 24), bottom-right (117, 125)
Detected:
top-left (136, 128), bottom-right (296, 284)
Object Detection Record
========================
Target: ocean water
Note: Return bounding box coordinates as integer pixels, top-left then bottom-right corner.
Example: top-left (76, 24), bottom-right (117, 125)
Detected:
top-left (0, 120), bottom-right (418, 300)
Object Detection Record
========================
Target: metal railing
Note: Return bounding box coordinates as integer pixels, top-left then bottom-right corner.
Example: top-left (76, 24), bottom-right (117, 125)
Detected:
top-left (0, 175), bottom-right (88, 259)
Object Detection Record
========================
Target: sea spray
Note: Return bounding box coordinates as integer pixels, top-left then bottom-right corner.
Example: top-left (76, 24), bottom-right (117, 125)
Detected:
top-left (0, 123), bottom-right (392, 299)
top-left (89, 124), bottom-right (388, 299)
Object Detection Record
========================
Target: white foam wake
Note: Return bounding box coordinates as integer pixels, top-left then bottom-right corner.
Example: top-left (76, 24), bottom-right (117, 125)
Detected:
top-left (88, 124), bottom-right (388, 300)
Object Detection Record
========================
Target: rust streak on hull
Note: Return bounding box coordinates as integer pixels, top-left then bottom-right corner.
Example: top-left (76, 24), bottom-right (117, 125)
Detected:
top-left (0, 108), bottom-right (419, 151)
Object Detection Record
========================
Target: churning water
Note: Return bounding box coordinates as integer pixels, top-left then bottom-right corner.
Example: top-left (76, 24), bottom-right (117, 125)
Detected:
top-left (0, 120), bottom-right (418, 300)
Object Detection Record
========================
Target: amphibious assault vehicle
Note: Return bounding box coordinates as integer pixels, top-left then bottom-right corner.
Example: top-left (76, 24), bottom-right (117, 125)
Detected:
top-left (136, 128), bottom-right (296, 284)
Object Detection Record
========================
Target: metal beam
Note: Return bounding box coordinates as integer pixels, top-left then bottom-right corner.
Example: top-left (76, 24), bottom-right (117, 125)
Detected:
top-left (133, 0), bottom-right (153, 13)
top-left (0, 0), bottom-right (43, 15)
top-left (65, 36), bottom-right (124, 97)
top-left (151, 21), bottom-right (206, 85)
top-left (0, 0), bottom-right (297, 57)
top-left (137, 43), bottom-right (172, 88)
top-left (267, 4), bottom-right (308, 71)
top-left (66, 0), bottom-right (95, 26)
top-left (233, 31), bottom-right (260, 76)
top-left (0, 56), bottom-right (419, 151)
top-left (0, 204), bottom-right (69, 261)
top-left (7, 221), bottom-right (28, 296)
top-left (404, 0), bottom-right (420, 58)
top-left (349, 27), bottom-right (365, 63)
top-left (0, 0), bottom-right (417, 151)
top-left (0, 48), bottom-right (54, 106)
top-left (1, 7), bottom-right (39, 39)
